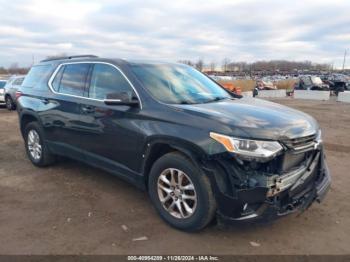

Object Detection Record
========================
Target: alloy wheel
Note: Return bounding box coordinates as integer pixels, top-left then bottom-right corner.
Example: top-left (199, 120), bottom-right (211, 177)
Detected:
top-left (27, 130), bottom-right (42, 161)
top-left (6, 97), bottom-right (12, 110)
top-left (157, 168), bottom-right (197, 219)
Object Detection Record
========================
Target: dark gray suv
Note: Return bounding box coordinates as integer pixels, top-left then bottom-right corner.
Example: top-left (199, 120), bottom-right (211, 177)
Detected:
top-left (16, 55), bottom-right (331, 231)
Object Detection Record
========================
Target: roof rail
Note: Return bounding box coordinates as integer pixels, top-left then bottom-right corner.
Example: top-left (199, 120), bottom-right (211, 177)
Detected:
top-left (40, 55), bottom-right (98, 62)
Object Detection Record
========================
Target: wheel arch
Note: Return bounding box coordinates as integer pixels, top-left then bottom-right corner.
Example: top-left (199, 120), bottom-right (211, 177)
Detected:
top-left (141, 137), bottom-right (207, 189)
top-left (20, 112), bottom-right (41, 138)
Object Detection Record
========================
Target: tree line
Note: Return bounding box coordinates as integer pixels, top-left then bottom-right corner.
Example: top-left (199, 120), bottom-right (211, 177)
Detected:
top-left (0, 63), bottom-right (30, 75)
top-left (0, 58), bottom-right (334, 76)
top-left (178, 59), bottom-right (333, 73)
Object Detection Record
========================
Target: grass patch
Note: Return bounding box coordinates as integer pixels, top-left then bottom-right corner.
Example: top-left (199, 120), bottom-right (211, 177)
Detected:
top-left (218, 79), bottom-right (297, 92)
top-left (218, 80), bottom-right (256, 92)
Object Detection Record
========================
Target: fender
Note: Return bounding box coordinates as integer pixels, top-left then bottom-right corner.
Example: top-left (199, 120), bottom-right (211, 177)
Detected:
top-left (140, 136), bottom-right (208, 178)
top-left (18, 110), bottom-right (43, 138)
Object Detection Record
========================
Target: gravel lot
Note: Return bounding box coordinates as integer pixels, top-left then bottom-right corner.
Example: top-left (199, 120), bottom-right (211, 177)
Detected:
top-left (0, 98), bottom-right (349, 255)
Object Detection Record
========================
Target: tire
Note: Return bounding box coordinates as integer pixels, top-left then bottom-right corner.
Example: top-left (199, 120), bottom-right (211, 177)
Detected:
top-left (148, 152), bottom-right (216, 231)
top-left (5, 96), bottom-right (15, 111)
top-left (24, 122), bottom-right (56, 167)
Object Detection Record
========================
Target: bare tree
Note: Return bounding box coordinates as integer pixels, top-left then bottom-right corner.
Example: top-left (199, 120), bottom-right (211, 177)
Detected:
top-left (0, 67), bottom-right (8, 74)
top-left (5, 63), bottom-right (30, 75)
top-left (222, 58), bottom-right (230, 72)
top-left (195, 59), bottom-right (204, 71)
top-left (178, 60), bottom-right (194, 67)
top-left (8, 63), bottom-right (19, 75)
top-left (210, 61), bottom-right (216, 71)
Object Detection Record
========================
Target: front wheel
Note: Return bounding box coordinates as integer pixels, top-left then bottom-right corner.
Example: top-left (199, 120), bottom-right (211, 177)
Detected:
top-left (148, 152), bottom-right (216, 231)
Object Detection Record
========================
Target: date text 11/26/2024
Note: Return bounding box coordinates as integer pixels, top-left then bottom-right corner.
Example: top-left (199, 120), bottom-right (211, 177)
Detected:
top-left (127, 256), bottom-right (219, 261)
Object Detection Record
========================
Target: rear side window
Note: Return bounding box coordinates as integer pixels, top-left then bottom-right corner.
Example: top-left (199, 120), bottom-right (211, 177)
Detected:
top-left (13, 78), bottom-right (24, 85)
top-left (22, 65), bottom-right (52, 88)
top-left (89, 64), bottom-right (133, 100)
top-left (55, 64), bottom-right (90, 96)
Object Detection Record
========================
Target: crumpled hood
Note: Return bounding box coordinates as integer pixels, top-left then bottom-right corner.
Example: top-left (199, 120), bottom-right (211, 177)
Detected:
top-left (172, 98), bottom-right (319, 140)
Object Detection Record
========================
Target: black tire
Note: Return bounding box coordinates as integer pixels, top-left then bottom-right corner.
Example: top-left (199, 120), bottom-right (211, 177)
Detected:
top-left (148, 152), bottom-right (216, 231)
top-left (24, 122), bottom-right (56, 167)
top-left (5, 96), bottom-right (15, 111)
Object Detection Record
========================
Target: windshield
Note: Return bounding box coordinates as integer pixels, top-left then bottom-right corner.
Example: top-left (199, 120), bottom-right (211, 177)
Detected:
top-left (311, 77), bottom-right (323, 85)
top-left (301, 77), bottom-right (312, 86)
top-left (0, 81), bottom-right (6, 88)
top-left (130, 64), bottom-right (231, 104)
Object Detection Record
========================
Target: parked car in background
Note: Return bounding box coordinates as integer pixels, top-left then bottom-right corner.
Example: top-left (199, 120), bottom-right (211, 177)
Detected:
top-left (321, 74), bottom-right (350, 95)
top-left (17, 55), bottom-right (331, 231)
top-left (0, 80), bottom-right (7, 106)
top-left (294, 76), bottom-right (329, 91)
top-left (253, 80), bottom-right (277, 97)
top-left (256, 80), bottom-right (277, 90)
top-left (4, 75), bottom-right (25, 110)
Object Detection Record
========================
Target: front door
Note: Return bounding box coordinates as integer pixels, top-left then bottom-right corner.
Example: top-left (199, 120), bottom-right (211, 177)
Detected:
top-left (77, 63), bottom-right (145, 178)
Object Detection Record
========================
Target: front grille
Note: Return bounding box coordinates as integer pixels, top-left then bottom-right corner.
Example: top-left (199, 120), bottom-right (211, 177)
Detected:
top-left (282, 151), bottom-right (306, 172)
top-left (282, 134), bottom-right (316, 151)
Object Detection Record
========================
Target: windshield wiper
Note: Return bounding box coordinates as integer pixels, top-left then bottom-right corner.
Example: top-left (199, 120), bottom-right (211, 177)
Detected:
top-left (173, 97), bottom-right (231, 105)
top-left (203, 97), bottom-right (231, 103)
top-left (176, 100), bottom-right (197, 105)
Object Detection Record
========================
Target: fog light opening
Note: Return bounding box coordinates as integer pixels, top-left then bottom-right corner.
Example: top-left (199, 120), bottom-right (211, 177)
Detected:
top-left (243, 203), bottom-right (248, 211)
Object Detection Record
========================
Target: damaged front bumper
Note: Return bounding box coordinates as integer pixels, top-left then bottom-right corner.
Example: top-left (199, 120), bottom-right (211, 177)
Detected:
top-left (204, 146), bottom-right (331, 222)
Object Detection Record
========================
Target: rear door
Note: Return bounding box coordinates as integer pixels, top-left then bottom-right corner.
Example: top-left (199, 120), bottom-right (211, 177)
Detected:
top-left (44, 63), bottom-right (91, 158)
top-left (77, 63), bottom-right (145, 177)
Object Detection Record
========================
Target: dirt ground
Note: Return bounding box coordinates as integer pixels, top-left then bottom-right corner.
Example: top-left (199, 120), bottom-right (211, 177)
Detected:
top-left (0, 98), bottom-right (350, 255)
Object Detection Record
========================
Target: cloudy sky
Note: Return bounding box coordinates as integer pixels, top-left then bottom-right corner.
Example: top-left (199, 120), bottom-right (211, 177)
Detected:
top-left (0, 0), bottom-right (349, 68)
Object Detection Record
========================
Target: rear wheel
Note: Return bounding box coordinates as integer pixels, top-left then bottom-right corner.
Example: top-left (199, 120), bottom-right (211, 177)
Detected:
top-left (24, 122), bottom-right (56, 167)
top-left (148, 152), bottom-right (216, 231)
top-left (5, 96), bottom-right (15, 110)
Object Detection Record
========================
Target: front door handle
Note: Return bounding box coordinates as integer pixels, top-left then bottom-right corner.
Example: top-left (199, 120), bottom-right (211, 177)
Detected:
top-left (81, 105), bottom-right (95, 114)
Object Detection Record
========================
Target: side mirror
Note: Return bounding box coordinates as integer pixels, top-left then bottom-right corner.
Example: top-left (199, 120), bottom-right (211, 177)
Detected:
top-left (104, 92), bottom-right (139, 106)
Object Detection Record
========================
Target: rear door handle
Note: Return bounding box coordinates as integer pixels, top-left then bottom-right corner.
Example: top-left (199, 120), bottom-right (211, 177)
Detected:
top-left (81, 105), bottom-right (95, 113)
top-left (41, 98), bottom-right (50, 104)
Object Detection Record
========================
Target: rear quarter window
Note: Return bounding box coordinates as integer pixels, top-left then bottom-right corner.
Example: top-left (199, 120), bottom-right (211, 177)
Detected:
top-left (22, 65), bottom-right (52, 89)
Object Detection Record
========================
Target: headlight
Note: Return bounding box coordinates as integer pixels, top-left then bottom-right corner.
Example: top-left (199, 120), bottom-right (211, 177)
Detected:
top-left (0, 89), bottom-right (4, 94)
top-left (316, 129), bottom-right (322, 141)
top-left (210, 132), bottom-right (283, 160)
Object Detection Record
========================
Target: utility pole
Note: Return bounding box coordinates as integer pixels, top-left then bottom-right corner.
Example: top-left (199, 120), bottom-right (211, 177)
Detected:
top-left (342, 49), bottom-right (347, 71)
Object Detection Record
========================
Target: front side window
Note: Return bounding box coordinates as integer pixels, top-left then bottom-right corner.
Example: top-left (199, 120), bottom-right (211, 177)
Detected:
top-left (89, 64), bottom-right (133, 100)
top-left (130, 64), bottom-right (230, 104)
top-left (58, 64), bottom-right (90, 96)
